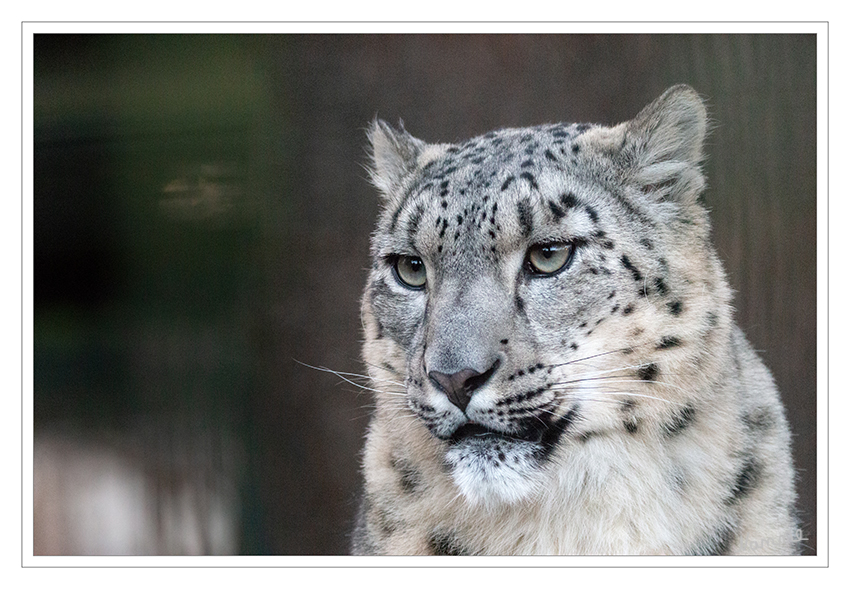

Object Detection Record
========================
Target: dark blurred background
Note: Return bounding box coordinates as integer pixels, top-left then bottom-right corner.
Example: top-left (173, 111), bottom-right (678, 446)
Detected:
top-left (32, 34), bottom-right (817, 556)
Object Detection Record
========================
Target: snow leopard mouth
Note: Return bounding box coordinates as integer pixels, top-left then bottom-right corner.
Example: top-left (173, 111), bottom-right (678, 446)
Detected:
top-left (449, 422), bottom-right (541, 445)
top-left (449, 422), bottom-right (491, 439)
top-left (448, 410), bottom-right (577, 455)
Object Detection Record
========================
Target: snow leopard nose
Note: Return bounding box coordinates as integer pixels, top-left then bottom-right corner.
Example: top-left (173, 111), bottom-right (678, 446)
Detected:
top-left (428, 359), bottom-right (501, 412)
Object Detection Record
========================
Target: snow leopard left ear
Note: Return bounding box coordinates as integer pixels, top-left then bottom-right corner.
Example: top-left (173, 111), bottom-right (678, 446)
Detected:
top-left (622, 84), bottom-right (709, 202)
top-left (367, 119), bottom-right (427, 201)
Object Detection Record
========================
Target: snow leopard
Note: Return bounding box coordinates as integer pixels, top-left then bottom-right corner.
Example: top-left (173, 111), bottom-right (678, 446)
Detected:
top-left (351, 85), bottom-right (799, 555)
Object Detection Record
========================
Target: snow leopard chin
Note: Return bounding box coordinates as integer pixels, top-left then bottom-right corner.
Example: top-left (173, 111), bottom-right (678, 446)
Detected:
top-left (444, 435), bottom-right (543, 505)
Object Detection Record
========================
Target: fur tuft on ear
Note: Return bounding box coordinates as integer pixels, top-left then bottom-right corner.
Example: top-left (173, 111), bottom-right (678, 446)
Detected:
top-left (367, 119), bottom-right (427, 201)
top-left (623, 85), bottom-right (709, 202)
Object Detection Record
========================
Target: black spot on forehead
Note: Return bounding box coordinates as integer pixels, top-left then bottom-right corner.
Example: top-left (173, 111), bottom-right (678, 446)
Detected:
top-left (560, 192), bottom-right (578, 208)
top-left (520, 171), bottom-right (539, 190)
top-left (548, 200), bottom-right (566, 219)
top-left (435, 165), bottom-right (457, 179)
top-left (517, 199), bottom-right (534, 237)
top-left (407, 204), bottom-right (424, 239)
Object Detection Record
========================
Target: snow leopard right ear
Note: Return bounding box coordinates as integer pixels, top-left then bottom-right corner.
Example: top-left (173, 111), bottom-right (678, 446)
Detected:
top-left (621, 84), bottom-right (709, 203)
top-left (367, 119), bottom-right (427, 201)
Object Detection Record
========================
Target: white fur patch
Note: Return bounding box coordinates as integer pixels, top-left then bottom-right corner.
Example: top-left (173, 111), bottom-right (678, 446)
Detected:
top-left (444, 436), bottom-right (542, 505)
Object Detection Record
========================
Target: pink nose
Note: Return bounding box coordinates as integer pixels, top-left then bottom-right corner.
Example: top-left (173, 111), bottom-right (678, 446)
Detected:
top-left (428, 359), bottom-right (501, 412)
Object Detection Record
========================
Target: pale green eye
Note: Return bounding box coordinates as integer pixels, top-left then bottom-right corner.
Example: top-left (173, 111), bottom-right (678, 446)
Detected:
top-left (393, 255), bottom-right (427, 289)
top-left (527, 242), bottom-right (574, 276)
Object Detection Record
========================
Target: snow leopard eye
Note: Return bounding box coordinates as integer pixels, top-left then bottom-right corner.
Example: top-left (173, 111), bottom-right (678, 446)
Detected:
top-left (393, 255), bottom-right (427, 289)
top-left (526, 242), bottom-right (574, 276)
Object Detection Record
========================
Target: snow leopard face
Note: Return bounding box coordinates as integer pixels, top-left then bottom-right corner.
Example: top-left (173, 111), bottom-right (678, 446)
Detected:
top-left (363, 86), bottom-right (725, 504)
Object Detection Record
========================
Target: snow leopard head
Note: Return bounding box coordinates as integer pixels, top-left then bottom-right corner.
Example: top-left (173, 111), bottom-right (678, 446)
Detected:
top-left (361, 85), bottom-right (729, 504)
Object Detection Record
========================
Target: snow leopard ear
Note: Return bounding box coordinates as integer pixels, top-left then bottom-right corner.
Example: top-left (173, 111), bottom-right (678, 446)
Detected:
top-left (622, 84), bottom-right (709, 202)
top-left (367, 119), bottom-right (427, 201)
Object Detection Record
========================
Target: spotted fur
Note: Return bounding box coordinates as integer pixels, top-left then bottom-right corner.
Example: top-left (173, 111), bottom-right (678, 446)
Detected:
top-left (352, 85), bottom-right (799, 555)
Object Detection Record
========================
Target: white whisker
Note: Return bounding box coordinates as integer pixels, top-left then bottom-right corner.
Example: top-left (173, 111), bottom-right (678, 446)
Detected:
top-left (552, 389), bottom-right (685, 406)
top-left (295, 360), bottom-right (408, 395)
top-left (545, 348), bottom-right (631, 369)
